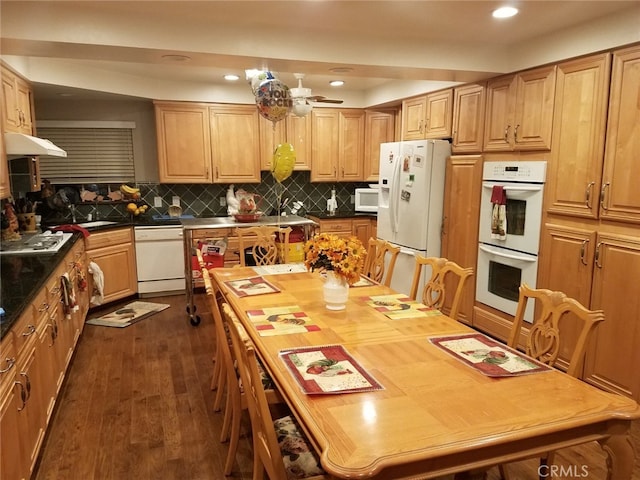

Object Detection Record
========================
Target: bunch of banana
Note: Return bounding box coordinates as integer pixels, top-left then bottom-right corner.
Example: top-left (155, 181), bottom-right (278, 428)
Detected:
top-left (120, 184), bottom-right (141, 199)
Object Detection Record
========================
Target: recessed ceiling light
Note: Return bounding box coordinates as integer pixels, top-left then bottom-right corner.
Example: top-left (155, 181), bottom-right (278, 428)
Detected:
top-left (492, 6), bottom-right (518, 18)
top-left (224, 74), bottom-right (240, 81)
top-left (330, 80), bottom-right (345, 87)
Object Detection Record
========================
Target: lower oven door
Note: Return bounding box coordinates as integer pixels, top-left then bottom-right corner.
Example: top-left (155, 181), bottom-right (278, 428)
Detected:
top-left (476, 243), bottom-right (538, 323)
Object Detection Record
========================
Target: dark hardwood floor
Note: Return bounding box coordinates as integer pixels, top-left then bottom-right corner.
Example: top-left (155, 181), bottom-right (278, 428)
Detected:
top-left (34, 293), bottom-right (640, 480)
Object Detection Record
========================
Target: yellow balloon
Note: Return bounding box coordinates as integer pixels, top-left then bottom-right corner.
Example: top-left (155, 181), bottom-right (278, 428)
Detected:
top-left (272, 143), bottom-right (296, 183)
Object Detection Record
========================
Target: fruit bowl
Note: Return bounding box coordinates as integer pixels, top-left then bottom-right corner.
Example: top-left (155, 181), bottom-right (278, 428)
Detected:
top-left (233, 211), bottom-right (263, 223)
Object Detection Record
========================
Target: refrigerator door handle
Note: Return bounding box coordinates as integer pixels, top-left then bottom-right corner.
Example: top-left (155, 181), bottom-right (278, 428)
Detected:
top-left (390, 153), bottom-right (402, 233)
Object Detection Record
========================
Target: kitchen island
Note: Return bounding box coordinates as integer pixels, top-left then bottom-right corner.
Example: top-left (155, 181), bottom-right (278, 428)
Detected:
top-left (181, 215), bottom-right (318, 325)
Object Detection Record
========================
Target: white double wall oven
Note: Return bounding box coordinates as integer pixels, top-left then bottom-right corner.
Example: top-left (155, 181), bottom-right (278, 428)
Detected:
top-left (476, 161), bottom-right (547, 323)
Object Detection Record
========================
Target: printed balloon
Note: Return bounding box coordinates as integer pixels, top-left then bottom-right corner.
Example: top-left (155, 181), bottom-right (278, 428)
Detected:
top-left (255, 78), bottom-right (291, 123)
top-left (272, 143), bottom-right (296, 183)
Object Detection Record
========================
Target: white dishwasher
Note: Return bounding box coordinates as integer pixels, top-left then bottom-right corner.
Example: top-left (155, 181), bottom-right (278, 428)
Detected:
top-left (134, 225), bottom-right (185, 296)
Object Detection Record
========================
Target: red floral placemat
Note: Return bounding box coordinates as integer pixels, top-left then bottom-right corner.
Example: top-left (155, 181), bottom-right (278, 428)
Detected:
top-left (279, 344), bottom-right (384, 394)
top-left (429, 333), bottom-right (552, 377)
top-left (224, 276), bottom-right (280, 297)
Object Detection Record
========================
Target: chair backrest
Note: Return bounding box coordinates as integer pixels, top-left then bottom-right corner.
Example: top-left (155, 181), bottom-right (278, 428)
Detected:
top-left (236, 226), bottom-right (292, 266)
top-left (223, 303), bottom-right (290, 480)
top-left (363, 237), bottom-right (400, 286)
top-left (508, 284), bottom-right (605, 378)
top-left (409, 255), bottom-right (474, 320)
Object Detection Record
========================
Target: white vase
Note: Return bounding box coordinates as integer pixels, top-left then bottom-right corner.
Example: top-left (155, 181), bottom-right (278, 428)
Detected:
top-left (323, 271), bottom-right (349, 311)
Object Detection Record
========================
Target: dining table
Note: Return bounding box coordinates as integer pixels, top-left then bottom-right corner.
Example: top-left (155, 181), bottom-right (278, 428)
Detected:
top-left (211, 265), bottom-right (640, 479)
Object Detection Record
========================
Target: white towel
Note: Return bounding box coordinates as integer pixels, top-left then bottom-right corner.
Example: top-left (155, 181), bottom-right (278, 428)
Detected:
top-left (88, 261), bottom-right (105, 306)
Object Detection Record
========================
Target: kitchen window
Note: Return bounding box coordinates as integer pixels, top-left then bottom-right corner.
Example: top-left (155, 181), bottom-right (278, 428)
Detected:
top-left (37, 121), bottom-right (135, 184)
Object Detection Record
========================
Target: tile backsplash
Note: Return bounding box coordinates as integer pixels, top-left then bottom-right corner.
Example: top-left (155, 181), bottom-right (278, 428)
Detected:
top-left (39, 171), bottom-right (369, 222)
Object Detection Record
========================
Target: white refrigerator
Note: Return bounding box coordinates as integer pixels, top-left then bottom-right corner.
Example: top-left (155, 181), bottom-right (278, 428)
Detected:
top-left (377, 139), bottom-right (451, 296)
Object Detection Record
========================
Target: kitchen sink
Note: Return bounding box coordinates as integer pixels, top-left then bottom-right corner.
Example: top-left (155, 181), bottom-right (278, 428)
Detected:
top-left (76, 220), bottom-right (119, 228)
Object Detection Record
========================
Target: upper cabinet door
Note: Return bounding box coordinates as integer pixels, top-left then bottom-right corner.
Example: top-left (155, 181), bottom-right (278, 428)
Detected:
top-left (311, 109), bottom-right (340, 182)
top-left (339, 109), bottom-right (365, 181)
top-left (210, 104), bottom-right (261, 183)
top-left (286, 114), bottom-right (312, 171)
top-left (259, 114), bottom-right (286, 171)
top-left (155, 102), bottom-right (213, 183)
top-left (600, 45), bottom-right (640, 225)
top-left (2, 64), bottom-right (34, 135)
top-left (363, 109), bottom-right (397, 181)
top-left (483, 65), bottom-right (556, 151)
top-left (401, 95), bottom-right (427, 140)
top-left (424, 89), bottom-right (453, 139)
top-left (452, 83), bottom-right (486, 153)
top-left (546, 53), bottom-right (611, 220)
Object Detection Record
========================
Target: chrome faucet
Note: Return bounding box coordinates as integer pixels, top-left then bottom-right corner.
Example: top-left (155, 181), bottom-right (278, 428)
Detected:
top-left (70, 204), bottom-right (77, 223)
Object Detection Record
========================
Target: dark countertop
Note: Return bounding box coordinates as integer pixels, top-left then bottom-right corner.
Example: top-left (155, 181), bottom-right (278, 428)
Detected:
top-left (305, 211), bottom-right (377, 220)
top-left (0, 232), bottom-right (84, 339)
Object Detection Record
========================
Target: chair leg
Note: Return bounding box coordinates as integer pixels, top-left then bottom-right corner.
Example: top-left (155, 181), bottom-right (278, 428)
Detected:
top-left (223, 397), bottom-right (242, 475)
top-left (498, 463), bottom-right (511, 480)
top-left (213, 356), bottom-right (226, 412)
top-left (220, 384), bottom-right (233, 442)
top-left (210, 352), bottom-right (221, 391)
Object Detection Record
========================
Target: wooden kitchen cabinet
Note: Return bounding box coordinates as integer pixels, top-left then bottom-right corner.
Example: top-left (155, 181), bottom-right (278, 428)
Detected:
top-left (85, 227), bottom-right (137, 304)
top-left (311, 109), bottom-right (364, 182)
top-left (483, 65), bottom-right (556, 151)
top-left (599, 45), bottom-right (640, 225)
top-left (545, 53), bottom-right (611, 220)
top-left (0, 125), bottom-right (10, 200)
top-left (210, 104), bottom-right (261, 183)
top-left (401, 89), bottom-right (453, 140)
top-left (363, 109), bottom-right (397, 181)
top-left (309, 217), bottom-right (353, 239)
top-left (1, 63), bottom-right (34, 135)
top-left (0, 336), bottom-right (23, 480)
top-left (352, 218), bottom-right (373, 247)
top-left (451, 83), bottom-right (485, 153)
top-left (154, 101), bottom-right (212, 183)
top-left (260, 114), bottom-right (312, 171)
top-left (538, 224), bottom-right (640, 400)
top-left (154, 102), bottom-right (261, 183)
top-left (441, 155), bottom-right (482, 325)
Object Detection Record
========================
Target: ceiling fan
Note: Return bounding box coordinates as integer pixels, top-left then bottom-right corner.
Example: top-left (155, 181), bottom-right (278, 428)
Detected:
top-left (289, 73), bottom-right (343, 117)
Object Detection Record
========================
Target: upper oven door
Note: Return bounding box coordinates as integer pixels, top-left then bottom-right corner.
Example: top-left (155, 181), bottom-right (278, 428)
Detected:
top-left (478, 181), bottom-right (545, 255)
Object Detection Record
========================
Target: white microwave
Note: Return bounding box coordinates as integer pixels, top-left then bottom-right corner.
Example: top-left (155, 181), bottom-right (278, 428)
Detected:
top-left (354, 188), bottom-right (379, 213)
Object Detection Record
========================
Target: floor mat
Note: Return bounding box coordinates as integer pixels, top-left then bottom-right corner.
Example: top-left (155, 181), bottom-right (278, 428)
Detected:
top-left (86, 301), bottom-right (170, 328)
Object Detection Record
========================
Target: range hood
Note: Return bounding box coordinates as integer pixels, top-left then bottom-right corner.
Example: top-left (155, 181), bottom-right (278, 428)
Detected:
top-left (5, 132), bottom-right (67, 157)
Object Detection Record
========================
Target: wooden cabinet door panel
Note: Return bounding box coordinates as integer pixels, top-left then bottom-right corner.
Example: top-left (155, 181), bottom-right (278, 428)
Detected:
top-left (339, 110), bottom-right (364, 181)
top-left (364, 109), bottom-right (396, 181)
top-left (1, 382), bottom-right (24, 480)
top-left (452, 84), bottom-right (485, 153)
top-left (210, 105), bottom-right (260, 183)
top-left (483, 75), bottom-right (516, 151)
top-left (352, 218), bottom-right (371, 247)
top-left (401, 96), bottom-right (427, 140)
top-left (546, 54), bottom-right (611, 219)
top-left (259, 114), bottom-right (286, 170)
top-left (537, 224), bottom-right (597, 372)
top-left (441, 155), bottom-right (482, 325)
top-left (88, 243), bottom-right (137, 304)
top-left (155, 103), bottom-right (212, 183)
top-left (513, 65), bottom-right (556, 150)
top-left (600, 45), bottom-right (640, 224)
top-left (425, 89), bottom-right (453, 139)
top-left (311, 110), bottom-right (340, 182)
top-left (286, 114), bottom-right (312, 170)
top-left (586, 232), bottom-right (640, 398)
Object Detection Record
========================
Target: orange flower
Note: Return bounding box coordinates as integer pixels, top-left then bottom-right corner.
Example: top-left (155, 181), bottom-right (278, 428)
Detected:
top-left (303, 233), bottom-right (366, 285)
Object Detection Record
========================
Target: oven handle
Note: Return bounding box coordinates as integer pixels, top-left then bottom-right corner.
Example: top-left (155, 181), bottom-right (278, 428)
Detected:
top-left (482, 184), bottom-right (543, 192)
top-left (479, 244), bottom-right (537, 262)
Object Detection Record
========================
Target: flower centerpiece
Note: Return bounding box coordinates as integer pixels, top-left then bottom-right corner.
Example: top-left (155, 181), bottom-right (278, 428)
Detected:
top-left (303, 233), bottom-right (366, 285)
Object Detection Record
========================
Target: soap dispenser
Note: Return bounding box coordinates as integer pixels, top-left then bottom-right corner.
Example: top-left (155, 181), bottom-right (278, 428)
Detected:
top-left (327, 188), bottom-right (337, 216)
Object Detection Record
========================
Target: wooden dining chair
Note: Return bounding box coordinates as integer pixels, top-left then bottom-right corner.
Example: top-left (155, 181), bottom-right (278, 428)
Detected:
top-left (363, 237), bottom-right (400, 286)
top-left (203, 275), bottom-right (283, 476)
top-left (236, 225), bottom-right (292, 267)
top-left (409, 255), bottom-right (474, 320)
top-left (498, 283), bottom-right (606, 480)
top-left (223, 303), bottom-right (329, 480)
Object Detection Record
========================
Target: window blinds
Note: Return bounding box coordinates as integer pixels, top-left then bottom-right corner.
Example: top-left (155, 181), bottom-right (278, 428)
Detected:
top-left (37, 125), bottom-right (135, 184)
